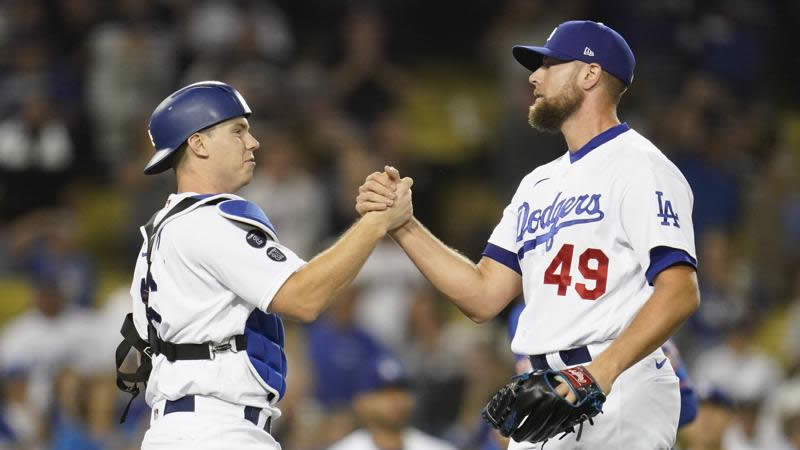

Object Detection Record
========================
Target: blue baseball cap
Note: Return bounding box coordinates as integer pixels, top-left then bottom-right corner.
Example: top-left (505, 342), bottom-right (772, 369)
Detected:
top-left (698, 385), bottom-right (736, 409)
top-left (513, 20), bottom-right (635, 86)
top-left (354, 353), bottom-right (411, 394)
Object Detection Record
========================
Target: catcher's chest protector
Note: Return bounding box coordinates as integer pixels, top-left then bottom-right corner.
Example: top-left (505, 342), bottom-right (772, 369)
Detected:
top-left (115, 196), bottom-right (288, 421)
top-left (244, 309), bottom-right (288, 401)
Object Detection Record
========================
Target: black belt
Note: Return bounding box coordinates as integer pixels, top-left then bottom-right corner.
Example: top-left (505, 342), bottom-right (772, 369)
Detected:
top-left (164, 395), bottom-right (272, 433)
top-left (529, 345), bottom-right (592, 371)
top-left (149, 333), bottom-right (247, 362)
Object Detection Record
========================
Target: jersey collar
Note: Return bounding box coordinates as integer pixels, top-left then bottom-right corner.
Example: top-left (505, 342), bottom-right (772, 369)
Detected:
top-left (165, 192), bottom-right (220, 208)
top-left (191, 193), bottom-right (218, 200)
top-left (569, 122), bottom-right (630, 164)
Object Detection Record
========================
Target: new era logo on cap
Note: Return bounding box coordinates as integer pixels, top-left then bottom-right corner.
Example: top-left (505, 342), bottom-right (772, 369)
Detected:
top-left (512, 20), bottom-right (636, 85)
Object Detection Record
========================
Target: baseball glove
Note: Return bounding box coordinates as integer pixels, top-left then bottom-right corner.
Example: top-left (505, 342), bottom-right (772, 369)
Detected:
top-left (482, 365), bottom-right (606, 444)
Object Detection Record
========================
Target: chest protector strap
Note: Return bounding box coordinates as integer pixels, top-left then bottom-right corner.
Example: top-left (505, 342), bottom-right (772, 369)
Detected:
top-left (115, 314), bottom-right (152, 423)
top-left (115, 196), bottom-right (203, 422)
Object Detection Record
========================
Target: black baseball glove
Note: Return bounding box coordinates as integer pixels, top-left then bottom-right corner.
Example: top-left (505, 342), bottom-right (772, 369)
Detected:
top-left (482, 365), bottom-right (606, 444)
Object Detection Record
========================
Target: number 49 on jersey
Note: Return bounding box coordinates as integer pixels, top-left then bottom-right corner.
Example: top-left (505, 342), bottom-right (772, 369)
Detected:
top-left (543, 244), bottom-right (609, 300)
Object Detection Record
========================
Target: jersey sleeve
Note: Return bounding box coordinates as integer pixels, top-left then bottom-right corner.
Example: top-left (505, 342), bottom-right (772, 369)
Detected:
top-left (620, 163), bottom-right (697, 285)
top-left (171, 211), bottom-right (306, 312)
top-left (483, 198), bottom-right (522, 274)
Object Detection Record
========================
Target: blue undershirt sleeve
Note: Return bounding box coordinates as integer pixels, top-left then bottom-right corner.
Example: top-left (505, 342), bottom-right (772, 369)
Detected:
top-left (482, 243), bottom-right (521, 275)
top-left (646, 246), bottom-right (697, 285)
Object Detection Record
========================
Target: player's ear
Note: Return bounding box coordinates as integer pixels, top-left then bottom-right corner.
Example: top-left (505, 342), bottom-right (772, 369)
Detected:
top-left (581, 63), bottom-right (602, 90)
top-left (186, 132), bottom-right (210, 158)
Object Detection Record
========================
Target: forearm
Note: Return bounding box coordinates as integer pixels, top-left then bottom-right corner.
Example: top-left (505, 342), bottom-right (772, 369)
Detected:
top-left (390, 217), bottom-right (504, 322)
top-left (592, 267), bottom-right (700, 380)
top-left (272, 214), bottom-right (387, 321)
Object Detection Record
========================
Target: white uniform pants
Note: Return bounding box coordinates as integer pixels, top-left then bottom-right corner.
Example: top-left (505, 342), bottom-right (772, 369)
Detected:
top-left (509, 345), bottom-right (680, 450)
top-left (141, 395), bottom-right (280, 450)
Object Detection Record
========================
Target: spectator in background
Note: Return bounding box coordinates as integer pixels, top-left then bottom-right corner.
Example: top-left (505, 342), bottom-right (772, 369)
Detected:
top-left (401, 287), bottom-right (512, 447)
top-left (179, 0), bottom-right (293, 123)
top-left (661, 73), bottom-right (742, 241)
top-left (741, 134), bottom-right (800, 305)
top-left (692, 316), bottom-right (783, 403)
top-left (680, 385), bottom-right (737, 450)
top-left (402, 287), bottom-right (468, 437)
top-left (327, 3), bottom-right (406, 130)
top-left (351, 238), bottom-right (426, 353)
top-left (306, 282), bottom-right (382, 413)
top-left (368, 109), bottom-right (439, 228)
top-left (777, 380), bottom-right (800, 449)
top-left (0, 268), bottom-right (95, 446)
top-left (0, 85), bottom-right (77, 221)
top-left (0, 1), bottom-right (51, 116)
top-left (0, 417), bottom-right (13, 449)
top-left (9, 208), bottom-right (95, 308)
top-left (327, 352), bottom-right (455, 450)
top-left (86, 0), bottom-right (176, 170)
top-left (182, 0), bottom-right (293, 69)
top-left (697, 8), bottom-right (768, 89)
top-left (684, 228), bottom-right (750, 353)
top-left (692, 316), bottom-right (784, 449)
top-left (753, 376), bottom-right (800, 450)
top-left (49, 369), bottom-right (131, 450)
top-left (308, 112), bottom-right (379, 232)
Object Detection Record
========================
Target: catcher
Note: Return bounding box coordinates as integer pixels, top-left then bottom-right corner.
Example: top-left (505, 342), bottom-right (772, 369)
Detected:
top-left (114, 81), bottom-right (413, 449)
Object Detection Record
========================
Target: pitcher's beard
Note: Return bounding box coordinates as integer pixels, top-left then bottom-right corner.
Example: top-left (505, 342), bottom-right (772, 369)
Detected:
top-left (528, 83), bottom-right (584, 133)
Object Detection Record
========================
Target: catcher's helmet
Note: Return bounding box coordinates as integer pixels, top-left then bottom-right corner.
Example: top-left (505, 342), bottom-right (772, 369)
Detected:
top-left (145, 81), bottom-right (251, 175)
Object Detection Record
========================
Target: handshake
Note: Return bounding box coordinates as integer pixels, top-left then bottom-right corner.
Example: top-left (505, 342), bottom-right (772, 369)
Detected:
top-left (355, 165), bottom-right (414, 232)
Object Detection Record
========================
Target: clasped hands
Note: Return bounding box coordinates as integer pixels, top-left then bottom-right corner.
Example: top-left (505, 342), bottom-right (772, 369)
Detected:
top-left (356, 166), bottom-right (414, 231)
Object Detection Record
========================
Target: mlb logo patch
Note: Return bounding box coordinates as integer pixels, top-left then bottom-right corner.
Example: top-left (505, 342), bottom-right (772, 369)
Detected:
top-left (266, 247), bottom-right (286, 262)
top-left (246, 230), bottom-right (267, 248)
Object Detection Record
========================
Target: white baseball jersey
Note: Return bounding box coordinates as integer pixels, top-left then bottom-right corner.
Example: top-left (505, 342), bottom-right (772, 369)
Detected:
top-left (484, 123), bottom-right (696, 356)
top-left (129, 192), bottom-right (305, 412)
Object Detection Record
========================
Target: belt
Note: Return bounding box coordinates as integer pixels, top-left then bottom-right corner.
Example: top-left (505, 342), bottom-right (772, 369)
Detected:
top-left (529, 345), bottom-right (592, 371)
top-left (153, 395), bottom-right (272, 433)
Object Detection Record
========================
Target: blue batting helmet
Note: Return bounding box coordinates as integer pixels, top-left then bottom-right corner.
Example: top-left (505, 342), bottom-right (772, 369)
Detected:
top-left (145, 81), bottom-right (252, 175)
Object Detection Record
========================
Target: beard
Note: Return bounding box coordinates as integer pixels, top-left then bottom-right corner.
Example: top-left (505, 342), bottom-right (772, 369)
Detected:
top-left (528, 77), bottom-right (585, 133)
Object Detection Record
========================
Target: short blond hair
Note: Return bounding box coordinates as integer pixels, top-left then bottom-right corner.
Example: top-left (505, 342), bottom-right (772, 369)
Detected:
top-left (601, 71), bottom-right (627, 104)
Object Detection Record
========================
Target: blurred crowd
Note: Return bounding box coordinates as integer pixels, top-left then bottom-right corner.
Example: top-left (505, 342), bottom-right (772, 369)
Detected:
top-left (0, 0), bottom-right (799, 449)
